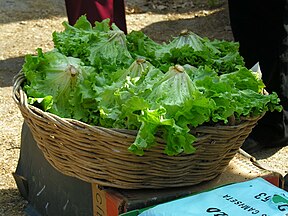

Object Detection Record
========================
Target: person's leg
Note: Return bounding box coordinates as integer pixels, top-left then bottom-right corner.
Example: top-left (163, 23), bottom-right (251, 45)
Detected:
top-left (64, 0), bottom-right (127, 33)
top-left (228, 0), bottom-right (288, 151)
top-left (251, 1), bottom-right (288, 148)
top-left (113, 0), bottom-right (127, 34)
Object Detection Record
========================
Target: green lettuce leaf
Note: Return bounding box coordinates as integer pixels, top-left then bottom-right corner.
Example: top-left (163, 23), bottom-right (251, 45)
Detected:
top-left (53, 16), bottom-right (133, 73)
top-left (128, 65), bottom-right (213, 155)
top-left (23, 48), bottom-right (97, 119)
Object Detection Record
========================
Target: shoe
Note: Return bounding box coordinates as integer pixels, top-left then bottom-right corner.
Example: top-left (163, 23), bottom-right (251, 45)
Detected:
top-left (240, 137), bottom-right (265, 154)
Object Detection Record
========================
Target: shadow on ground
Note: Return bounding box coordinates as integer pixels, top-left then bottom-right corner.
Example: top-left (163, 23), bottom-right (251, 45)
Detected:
top-left (0, 57), bottom-right (24, 87)
top-left (252, 147), bottom-right (284, 160)
top-left (0, 0), bottom-right (226, 25)
top-left (140, 7), bottom-right (232, 43)
top-left (0, 0), bottom-right (67, 25)
top-left (126, 0), bottom-right (226, 14)
top-left (0, 188), bottom-right (27, 216)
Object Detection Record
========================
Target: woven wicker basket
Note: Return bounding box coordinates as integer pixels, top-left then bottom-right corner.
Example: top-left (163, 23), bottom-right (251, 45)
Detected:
top-left (13, 72), bottom-right (263, 189)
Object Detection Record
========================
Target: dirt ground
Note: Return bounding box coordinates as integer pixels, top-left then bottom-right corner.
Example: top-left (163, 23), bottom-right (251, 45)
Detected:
top-left (0, 0), bottom-right (287, 215)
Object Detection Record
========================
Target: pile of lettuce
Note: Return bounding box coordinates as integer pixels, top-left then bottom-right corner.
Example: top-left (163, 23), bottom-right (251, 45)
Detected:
top-left (22, 16), bottom-right (282, 156)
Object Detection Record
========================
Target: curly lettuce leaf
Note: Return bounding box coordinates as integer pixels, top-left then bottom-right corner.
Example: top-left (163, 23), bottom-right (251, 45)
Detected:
top-left (93, 59), bottom-right (163, 129)
top-left (53, 16), bottom-right (132, 74)
top-left (128, 65), bottom-right (213, 156)
top-left (128, 106), bottom-right (196, 156)
top-left (23, 48), bottom-right (97, 118)
top-left (192, 66), bottom-right (282, 122)
top-left (126, 30), bottom-right (163, 61)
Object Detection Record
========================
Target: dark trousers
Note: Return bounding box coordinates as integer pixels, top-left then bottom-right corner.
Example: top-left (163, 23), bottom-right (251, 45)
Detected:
top-left (64, 0), bottom-right (127, 34)
top-left (228, 0), bottom-right (288, 146)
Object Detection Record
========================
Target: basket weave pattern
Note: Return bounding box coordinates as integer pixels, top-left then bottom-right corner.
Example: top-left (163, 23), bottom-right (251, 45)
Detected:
top-left (13, 73), bottom-right (262, 189)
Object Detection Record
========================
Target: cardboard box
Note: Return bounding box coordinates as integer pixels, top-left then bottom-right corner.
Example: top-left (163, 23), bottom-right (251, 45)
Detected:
top-left (91, 149), bottom-right (284, 216)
